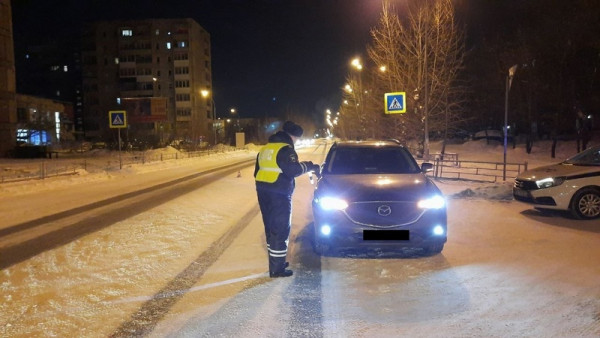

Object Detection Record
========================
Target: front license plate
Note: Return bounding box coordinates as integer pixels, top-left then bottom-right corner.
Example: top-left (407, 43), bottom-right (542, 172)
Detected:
top-left (363, 230), bottom-right (409, 241)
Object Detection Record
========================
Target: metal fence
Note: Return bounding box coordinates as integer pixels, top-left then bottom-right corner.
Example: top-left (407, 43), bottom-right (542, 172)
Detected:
top-left (428, 158), bottom-right (528, 183)
top-left (0, 147), bottom-right (241, 184)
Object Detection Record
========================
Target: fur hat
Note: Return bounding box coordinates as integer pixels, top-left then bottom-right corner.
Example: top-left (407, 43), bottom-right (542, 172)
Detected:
top-left (282, 120), bottom-right (303, 137)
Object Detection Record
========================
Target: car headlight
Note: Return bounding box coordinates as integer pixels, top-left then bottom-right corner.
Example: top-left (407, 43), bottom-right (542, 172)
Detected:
top-left (417, 195), bottom-right (446, 209)
top-left (535, 177), bottom-right (565, 189)
top-left (317, 197), bottom-right (349, 210)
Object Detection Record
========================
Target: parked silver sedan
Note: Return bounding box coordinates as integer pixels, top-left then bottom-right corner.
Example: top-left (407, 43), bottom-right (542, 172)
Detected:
top-left (513, 145), bottom-right (600, 219)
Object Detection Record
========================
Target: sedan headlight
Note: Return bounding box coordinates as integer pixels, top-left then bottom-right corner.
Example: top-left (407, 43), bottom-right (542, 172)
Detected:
top-left (535, 177), bottom-right (565, 189)
top-left (417, 195), bottom-right (446, 209)
top-left (317, 197), bottom-right (349, 210)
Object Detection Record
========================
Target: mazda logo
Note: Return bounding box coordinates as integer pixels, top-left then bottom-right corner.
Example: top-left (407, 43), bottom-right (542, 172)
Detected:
top-left (377, 205), bottom-right (392, 216)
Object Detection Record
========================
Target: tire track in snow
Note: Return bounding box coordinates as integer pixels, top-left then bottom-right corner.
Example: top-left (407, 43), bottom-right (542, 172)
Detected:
top-left (0, 160), bottom-right (253, 269)
top-left (109, 205), bottom-right (260, 337)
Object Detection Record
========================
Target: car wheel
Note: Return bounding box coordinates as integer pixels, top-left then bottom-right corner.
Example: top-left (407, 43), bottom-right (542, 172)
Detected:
top-left (424, 243), bottom-right (444, 255)
top-left (570, 187), bottom-right (600, 219)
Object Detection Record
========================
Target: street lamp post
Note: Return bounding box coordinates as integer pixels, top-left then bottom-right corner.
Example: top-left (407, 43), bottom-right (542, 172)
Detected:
top-left (503, 64), bottom-right (518, 181)
top-left (201, 89), bottom-right (217, 145)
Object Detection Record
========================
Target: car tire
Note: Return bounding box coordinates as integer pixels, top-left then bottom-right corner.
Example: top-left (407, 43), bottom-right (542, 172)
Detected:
top-left (570, 187), bottom-right (600, 220)
top-left (424, 243), bottom-right (444, 255)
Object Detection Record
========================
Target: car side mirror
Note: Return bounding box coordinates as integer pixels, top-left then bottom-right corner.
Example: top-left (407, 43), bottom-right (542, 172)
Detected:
top-left (421, 162), bottom-right (433, 173)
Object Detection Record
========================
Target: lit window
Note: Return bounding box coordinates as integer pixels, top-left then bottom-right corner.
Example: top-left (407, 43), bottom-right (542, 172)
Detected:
top-left (117, 98), bottom-right (121, 104)
top-left (63, 65), bottom-right (68, 72)
top-left (178, 41), bottom-right (186, 48)
top-left (166, 42), bottom-right (172, 49)
top-left (55, 112), bottom-right (61, 141)
top-left (114, 57), bottom-right (119, 64)
top-left (155, 29), bottom-right (160, 35)
top-left (122, 29), bottom-right (133, 36)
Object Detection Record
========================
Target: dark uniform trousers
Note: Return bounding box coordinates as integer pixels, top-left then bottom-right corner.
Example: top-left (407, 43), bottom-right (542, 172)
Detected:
top-left (257, 189), bottom-right (292, 274)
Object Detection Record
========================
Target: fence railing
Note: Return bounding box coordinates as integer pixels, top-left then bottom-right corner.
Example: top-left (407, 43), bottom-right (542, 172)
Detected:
top-left (0, 147), bottom-right (241, 184)
top-left (427, 158), bottom-right (528, 183)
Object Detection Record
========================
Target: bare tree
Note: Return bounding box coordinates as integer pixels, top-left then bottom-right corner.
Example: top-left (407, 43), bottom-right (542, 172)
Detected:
top-left (364, 0), bottom-right (466, 158)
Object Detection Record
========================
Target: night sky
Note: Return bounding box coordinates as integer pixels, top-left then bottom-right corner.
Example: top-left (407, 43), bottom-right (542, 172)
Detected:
top-left (11, 0), bottom-right (385, 119)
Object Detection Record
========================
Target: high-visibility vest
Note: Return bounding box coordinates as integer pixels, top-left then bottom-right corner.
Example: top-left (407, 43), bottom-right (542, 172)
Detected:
top-left (256, 143), bottom-right (288, 183)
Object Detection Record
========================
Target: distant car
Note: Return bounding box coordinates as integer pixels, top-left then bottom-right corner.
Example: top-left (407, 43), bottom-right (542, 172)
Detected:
top-left (311, 140), bottom-right (447, 255)
top-left (513, 145), bottom-right (600, 219)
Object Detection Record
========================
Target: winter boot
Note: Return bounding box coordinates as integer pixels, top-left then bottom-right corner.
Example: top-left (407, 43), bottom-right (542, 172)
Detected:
top-left (269, 256), bottom-right (292, 278)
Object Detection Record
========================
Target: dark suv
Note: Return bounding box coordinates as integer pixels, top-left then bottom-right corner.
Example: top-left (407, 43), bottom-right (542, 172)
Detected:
top-left (312, 140), bottom-right (447, 255)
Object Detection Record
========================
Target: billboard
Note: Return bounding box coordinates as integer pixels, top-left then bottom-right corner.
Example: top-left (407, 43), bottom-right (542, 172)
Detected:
top-left (121, 97), bottom-right (167, 123)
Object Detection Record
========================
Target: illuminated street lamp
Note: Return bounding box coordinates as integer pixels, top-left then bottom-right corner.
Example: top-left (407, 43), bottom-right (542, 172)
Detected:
top-left (201, 89), bottom-right (217, 145)
top-left (351, 57), bottom-right (363, 70)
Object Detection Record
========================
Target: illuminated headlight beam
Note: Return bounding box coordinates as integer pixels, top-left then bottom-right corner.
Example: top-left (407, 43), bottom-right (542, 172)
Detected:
top-left (417, 195), bottom-right (446, 209)
top-left (318, 197), bottom-right (349, 211)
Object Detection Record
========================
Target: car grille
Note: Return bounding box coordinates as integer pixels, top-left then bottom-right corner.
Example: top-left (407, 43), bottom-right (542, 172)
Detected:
top-left (344, 201), bottom-right (424, 227)
top-left (514, 179), bottom-right (537, 191)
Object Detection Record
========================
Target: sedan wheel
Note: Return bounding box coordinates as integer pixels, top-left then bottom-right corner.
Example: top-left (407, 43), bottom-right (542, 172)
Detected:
top-left (570, 188), bottom-right (600, 220)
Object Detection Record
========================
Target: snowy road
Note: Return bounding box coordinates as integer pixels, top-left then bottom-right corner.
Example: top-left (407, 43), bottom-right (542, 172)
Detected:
top-left (1, 145), bottom-right (599, 337)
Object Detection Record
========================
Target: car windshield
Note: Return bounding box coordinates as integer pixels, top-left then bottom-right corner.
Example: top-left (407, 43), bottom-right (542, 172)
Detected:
top-left (563, 146), bottom-right (600, 166)
top-left (325, 146), bottom-right (420, 174)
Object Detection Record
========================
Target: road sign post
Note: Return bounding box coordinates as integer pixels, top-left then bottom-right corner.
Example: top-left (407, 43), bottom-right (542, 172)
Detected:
top-left (384, 92), bottom-right (406, 114)
top-left (109, 111), bottom-right (127, 169)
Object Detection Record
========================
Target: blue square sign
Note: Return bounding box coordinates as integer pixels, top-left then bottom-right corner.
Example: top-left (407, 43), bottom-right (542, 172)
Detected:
top-left (384, 92), bottom-right (406, 114)
top-left (109, 110), bottom-right (127, 128)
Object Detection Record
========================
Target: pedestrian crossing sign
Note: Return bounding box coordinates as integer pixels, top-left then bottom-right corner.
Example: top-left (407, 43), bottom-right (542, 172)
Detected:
top-left (109, 110), bottom-right (127, 128)
top-left (384, 92), bottom-right (406, 114)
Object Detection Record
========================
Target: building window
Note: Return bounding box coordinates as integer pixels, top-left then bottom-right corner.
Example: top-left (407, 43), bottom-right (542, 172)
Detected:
top-left (177, 108), bottom-right (191, 116)
top-left (175, 80), bottom-right (190, 88)
top-left (166, 42), bottom-right (172, 49)
top-left (175, 67), bottom-right (189, 74)
top-left (117, 98), bottom-right (121, 105)
top-left (55, 112), bottom-right (61, 141)
top-left (178, 41), bottom-right (187, 48)
top-left (63, 65), bottom-right (68, 72)
top-left (176, 94), bottom-right (190, 101)
top-left (155, 29), bottom-right (160, 35)
top-left (174, 53), bottom-right (188, 61)
top-left (122, 29), bottom-right (133, 37)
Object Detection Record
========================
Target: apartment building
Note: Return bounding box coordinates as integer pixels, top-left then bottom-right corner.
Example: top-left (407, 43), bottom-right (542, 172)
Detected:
top-left (0, 0), bottom-right (17, 156)
top-left (81, 18), bottom-right (213, 146)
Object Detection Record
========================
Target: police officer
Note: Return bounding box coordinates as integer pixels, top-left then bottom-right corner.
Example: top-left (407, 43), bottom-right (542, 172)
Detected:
top-left (254, 121), bottom-right (319, 278)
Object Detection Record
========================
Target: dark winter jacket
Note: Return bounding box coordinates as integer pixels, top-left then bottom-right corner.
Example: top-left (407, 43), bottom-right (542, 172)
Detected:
top-left (254, 131), bottom-right (313, 195)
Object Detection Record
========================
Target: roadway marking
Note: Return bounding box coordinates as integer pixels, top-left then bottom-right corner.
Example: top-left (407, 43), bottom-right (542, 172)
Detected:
top-left (108, 272), bottom-right (268, 305)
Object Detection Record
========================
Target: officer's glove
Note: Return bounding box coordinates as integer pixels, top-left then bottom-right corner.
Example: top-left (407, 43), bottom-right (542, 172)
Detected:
top-left (310, 163), bottom-right (321, 179)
